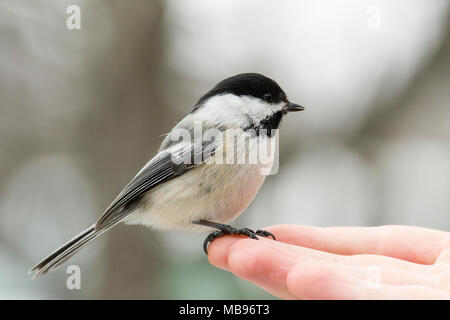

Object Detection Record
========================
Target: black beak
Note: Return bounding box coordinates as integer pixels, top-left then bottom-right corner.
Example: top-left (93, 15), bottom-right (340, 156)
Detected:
top-left (285, 102), bottom-right (304, 112)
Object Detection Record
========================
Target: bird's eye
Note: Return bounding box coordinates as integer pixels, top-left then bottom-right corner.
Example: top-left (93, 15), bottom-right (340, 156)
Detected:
top-left (263, 93), bottom-right (274, 103)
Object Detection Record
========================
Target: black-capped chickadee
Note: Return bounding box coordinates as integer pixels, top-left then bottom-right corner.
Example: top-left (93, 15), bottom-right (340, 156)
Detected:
top-left (29, 73), bottom-right (304, 278)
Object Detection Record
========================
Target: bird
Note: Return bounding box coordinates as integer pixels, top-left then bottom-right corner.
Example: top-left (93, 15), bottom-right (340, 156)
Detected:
top-left (29, 73), bottom-right (304, 278)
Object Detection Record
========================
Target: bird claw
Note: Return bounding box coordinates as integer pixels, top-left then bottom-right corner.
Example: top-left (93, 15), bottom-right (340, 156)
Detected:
top-left (203, 226), bottom-right (276, 254)
top-left (255, 229), bottom-right (276, 240)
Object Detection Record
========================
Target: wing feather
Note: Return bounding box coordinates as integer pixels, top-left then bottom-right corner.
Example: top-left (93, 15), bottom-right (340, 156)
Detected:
top-left (94, 140), bottom-right (217, 230)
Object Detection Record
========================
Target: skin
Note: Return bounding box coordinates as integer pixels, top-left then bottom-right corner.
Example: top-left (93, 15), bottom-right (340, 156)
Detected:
top-left (207, 224), bottom-right (450, 299)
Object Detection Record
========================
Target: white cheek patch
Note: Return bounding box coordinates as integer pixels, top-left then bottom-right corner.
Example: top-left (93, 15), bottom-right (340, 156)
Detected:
top-left (195, 94), bottom-right (284, 127)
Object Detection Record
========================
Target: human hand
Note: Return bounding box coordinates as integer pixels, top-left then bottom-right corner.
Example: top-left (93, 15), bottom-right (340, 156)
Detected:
top-left (207, 225), bottom-right (450, 299)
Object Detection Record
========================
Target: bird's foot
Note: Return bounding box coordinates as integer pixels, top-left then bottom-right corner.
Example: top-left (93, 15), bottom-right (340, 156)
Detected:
top-left (201, 224), bottom-right (276, 254)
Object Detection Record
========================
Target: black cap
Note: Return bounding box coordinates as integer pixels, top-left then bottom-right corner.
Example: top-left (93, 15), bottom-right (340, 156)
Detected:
top-left (193, 73), bottom-right (287, 111)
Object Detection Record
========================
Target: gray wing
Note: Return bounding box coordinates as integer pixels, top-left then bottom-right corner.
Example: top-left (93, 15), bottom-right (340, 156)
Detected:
top-left (94, 139), bottom-right (217, 231)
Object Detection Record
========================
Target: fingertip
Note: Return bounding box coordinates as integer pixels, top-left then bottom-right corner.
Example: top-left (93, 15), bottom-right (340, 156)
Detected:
top-left (207, 235), bottom-right (242, 271)
top-left (227, 238), bottom-right (302, 300)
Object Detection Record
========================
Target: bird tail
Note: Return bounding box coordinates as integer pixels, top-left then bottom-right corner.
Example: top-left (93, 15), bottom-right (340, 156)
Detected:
top-left (28, 222), bottom-right (116, 279)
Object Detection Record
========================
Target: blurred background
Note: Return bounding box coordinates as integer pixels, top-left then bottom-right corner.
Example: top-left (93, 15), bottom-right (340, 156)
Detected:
top-left (1, 0), bottom-right (449, 299)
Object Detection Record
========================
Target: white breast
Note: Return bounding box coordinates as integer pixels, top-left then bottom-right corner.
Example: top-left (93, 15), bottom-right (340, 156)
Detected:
top-left (123, 134), bottom-right (271, 233)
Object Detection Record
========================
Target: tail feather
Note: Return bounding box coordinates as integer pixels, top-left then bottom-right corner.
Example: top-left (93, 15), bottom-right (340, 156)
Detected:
top-left (29, 222), bottom-right (116, 279)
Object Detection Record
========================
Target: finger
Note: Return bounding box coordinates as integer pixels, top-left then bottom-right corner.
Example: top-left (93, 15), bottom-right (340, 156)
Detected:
top-left (209, 233), bottom-right (428, 275)
top-left (207, 233), bottom-right (307, 271)
top-left (226, 238), bottom-right (304, 299)
top-left (286, 262), bottom-right (450, 300)
top-left (264, 225), bottom-right (450, 265)
top-left (260, 235), bottom-right (428, 273)
top-left (207, 235), bottom-right (242, 271)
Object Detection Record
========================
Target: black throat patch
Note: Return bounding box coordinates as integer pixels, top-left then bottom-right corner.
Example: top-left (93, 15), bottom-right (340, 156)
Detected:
top-left (243, 110), bottom-right (283, 137)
